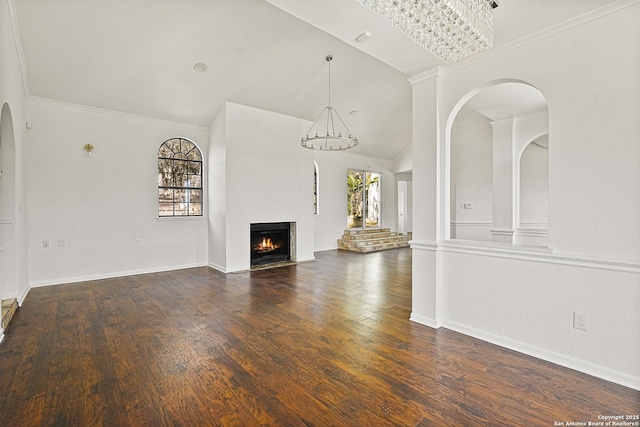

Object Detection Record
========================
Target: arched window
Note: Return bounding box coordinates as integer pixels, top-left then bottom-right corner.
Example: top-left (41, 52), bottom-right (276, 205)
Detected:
top-left (158, 138), bottom-right (203, 217)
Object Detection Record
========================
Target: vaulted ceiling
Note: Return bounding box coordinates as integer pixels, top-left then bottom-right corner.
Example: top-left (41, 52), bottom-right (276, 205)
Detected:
top-left (13, 0), bottom-right (618, 159)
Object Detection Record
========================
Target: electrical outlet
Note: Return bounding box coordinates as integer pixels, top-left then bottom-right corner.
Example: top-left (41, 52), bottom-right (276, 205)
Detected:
top-left (573, 312), bottom-right (588, 331)
top-left (58, 238), bottom-right (66, 248)
top-left (42, 240), bottom-right (50, 249)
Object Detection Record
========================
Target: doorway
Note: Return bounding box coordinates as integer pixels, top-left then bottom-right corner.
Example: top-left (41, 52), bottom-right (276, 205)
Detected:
top-left (0, 103), bottom-right (17, 326)
top-left (347, 170), bottom-right (381, 229)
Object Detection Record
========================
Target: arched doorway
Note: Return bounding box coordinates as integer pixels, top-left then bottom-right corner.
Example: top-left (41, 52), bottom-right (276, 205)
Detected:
top-left (0, 103), bottom-right (17, 332)
top-left (515, 134), bottom-right (549, 246)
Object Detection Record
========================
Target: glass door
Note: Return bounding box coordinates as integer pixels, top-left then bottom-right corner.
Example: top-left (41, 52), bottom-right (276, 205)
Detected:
top-left (347, 170), bottom-right (381, 229)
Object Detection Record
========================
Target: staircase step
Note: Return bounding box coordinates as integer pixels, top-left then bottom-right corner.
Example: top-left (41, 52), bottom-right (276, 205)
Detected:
top-left (337, 228), bottom-right (410, 253)
top-left (1, 298), bottom-right (18, 331)
top-left (339, 235), bottom-right (407, 245)
top-left (343, 227), bottom-right (390, 235)
top-left (338, 240), bottom-right (410, 253)
top-left (341, 231), bottom-right (399, 240)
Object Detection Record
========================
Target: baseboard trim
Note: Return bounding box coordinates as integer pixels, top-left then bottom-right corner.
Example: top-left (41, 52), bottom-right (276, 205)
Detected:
top-left (29, 262), bottom-right (208, 288)
top-left (18, 285), bottom-right (30, 306)
top-left (443, 320), bottom-right (640, 391)
top-left (207, 262), bottom-right (227, 273)
top-left (409, 312), bottom-right (437, 328)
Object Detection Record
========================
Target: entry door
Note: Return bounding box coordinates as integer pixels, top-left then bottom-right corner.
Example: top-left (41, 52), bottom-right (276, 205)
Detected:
top-left (398, 182), bottom-right (407, 234)
top-left (347, 170), bottom-right (381, 229)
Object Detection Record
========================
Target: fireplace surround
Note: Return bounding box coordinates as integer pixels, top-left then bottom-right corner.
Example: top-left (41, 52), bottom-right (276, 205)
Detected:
top-left (250, 222), bottom-right (293, 267)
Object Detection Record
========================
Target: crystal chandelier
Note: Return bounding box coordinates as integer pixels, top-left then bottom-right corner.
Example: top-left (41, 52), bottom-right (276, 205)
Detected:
top-left (301, 55), bottom-right (359, 151)
top-left (355, 0), bottom-right (495, 63)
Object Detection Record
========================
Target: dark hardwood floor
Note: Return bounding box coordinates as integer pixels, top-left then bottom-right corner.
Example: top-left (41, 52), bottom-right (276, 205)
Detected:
top-left (0, 248), bottom-right (638, 426)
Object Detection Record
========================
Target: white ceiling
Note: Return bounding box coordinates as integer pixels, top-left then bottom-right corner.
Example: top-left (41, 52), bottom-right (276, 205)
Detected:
top-left (14, 0), bottom-right (619, 160)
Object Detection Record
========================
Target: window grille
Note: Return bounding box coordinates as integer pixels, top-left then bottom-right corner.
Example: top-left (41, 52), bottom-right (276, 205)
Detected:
top-left (158, 138), bottom-right (203, 217)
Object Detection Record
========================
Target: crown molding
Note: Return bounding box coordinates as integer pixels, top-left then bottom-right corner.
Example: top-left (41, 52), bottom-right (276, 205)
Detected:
top-left (409, 66), bottom-right (444, 86)
top-left (7, 0), bottom-right (30, 97)
top-left (27, 96), bottom-right (209, 132)
top-left (490, 117), bottom-right (515, 128)
top-left (443, 0), bottom-right (640, 75)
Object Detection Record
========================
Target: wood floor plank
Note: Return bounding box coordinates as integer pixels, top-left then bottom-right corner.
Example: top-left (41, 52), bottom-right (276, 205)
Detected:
top-left (0, 248), bottom-right (638, 426)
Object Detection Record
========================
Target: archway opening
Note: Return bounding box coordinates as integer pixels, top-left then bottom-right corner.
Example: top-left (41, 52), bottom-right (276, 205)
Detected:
top-left (515, 134), bottom-right (549, 246)
top-left (0, 103), bottom-right (18, 331)
top-left (448, 81), bottom-right (548, 245)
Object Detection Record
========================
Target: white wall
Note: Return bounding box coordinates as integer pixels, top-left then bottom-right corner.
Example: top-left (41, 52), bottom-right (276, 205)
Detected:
top-left (519, 137), bottom-right (548, 225)
top-left (208, 102), bottom-right (315, 272)
top-left (313, 151), bottom-right (395, 251)
top-left (393, 143), bottom-right (412, 173)
top-left (26, 99), bottom-right (209, 286)
top-left (0, 0), bottom-right (29, 309)
top-left (450, 106), bottom-right (493, 241)
top-left (207, 107), bottom-right (227, 271)
top-left (411, 2), bottom-right (640, 389)
top-left (396, 173), bottom-right (413, 234)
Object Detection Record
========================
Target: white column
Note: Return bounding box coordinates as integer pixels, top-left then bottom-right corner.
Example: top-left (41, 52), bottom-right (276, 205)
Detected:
top-left (490, 118), bottom-right (515, 243)
top-left (408, 68), bottom-right (441, 328)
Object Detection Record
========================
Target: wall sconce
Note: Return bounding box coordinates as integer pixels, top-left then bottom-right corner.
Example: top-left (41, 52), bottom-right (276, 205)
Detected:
top-left (84, 143), bottom-right (94, 156)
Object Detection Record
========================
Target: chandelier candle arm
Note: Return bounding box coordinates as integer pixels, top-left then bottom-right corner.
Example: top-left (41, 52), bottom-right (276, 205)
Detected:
top-left (301, 55), bottom-right (359, 151)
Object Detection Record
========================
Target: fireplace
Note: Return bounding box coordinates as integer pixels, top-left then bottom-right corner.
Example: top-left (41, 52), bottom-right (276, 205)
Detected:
top-left (250, 222), bottom-right (292, 267)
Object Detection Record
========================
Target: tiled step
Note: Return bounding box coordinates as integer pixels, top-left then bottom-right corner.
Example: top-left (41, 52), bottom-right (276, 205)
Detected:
top-left (1, 298), bottom-right (18, 331)
top-left (340, 231), bottom-right (398, 240)
top-left (337, 228), bottom-right (410, 253)
top-left (338, 240), bottom-right (410, 253)
top-left (342, 227), bottom-right (391, 236)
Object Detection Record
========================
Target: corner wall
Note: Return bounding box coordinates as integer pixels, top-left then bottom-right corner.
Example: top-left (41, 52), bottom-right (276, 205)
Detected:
top-left (26, 99), bottom-right (209, 286)
top-left (207, 107), bottom-right (227, 271)
top-left (411, 2), bottom-right (640, 389)
top-left (0, 0), bottom-right (29, 309)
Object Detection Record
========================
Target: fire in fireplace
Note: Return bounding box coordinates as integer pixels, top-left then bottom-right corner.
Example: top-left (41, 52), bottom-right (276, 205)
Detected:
top-left (250, 222), bottom-right (291, 266)
top-left (255, 237), bottom-right (279, 253)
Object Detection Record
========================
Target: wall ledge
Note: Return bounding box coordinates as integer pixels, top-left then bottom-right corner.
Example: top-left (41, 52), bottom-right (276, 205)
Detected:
top-left (440, 240), bottom-right (640, 273)
top-left (451, 221), bottom-right (492, 226)
top-left (515, 227), bottom-right (549, 238)
top-left (409, 240), bottom-right (438, 251)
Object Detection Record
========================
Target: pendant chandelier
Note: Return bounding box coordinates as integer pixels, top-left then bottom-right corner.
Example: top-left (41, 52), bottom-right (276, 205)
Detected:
top-left (301, 55), bottom-right (359, 151)
top-left (355, 0), bottom-right (496, 64)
